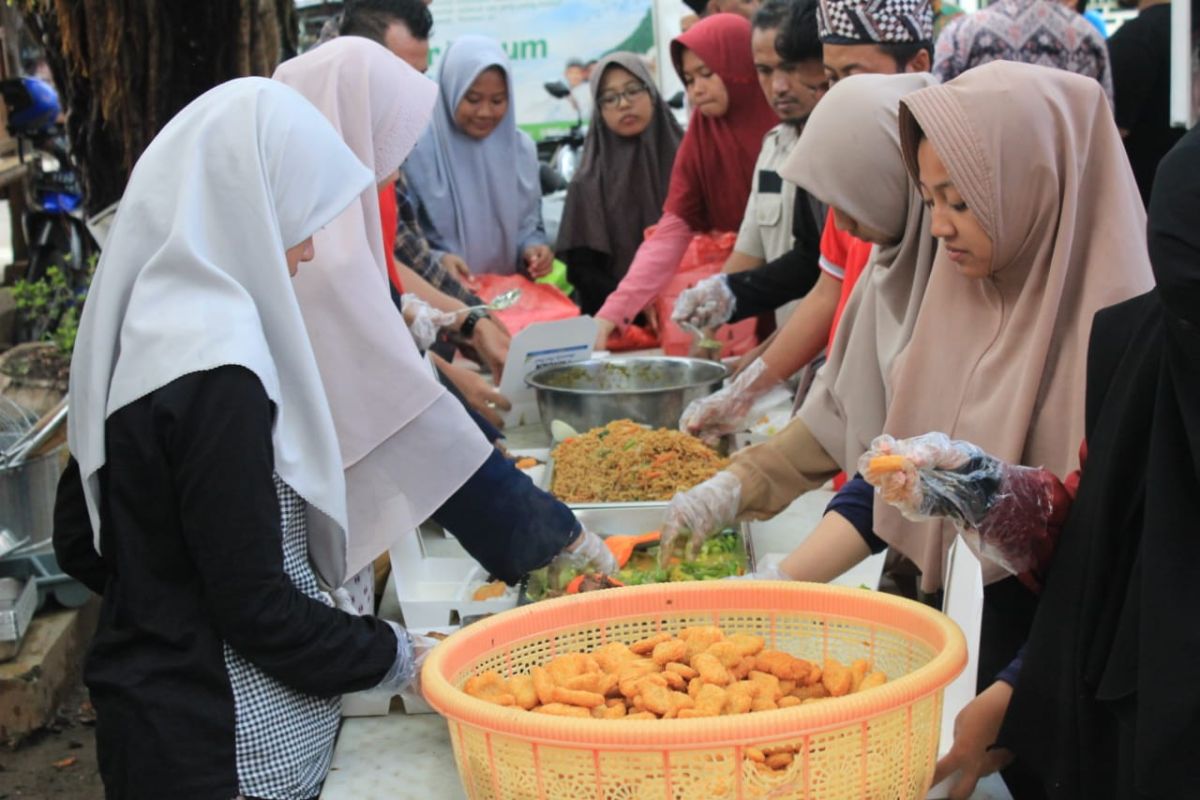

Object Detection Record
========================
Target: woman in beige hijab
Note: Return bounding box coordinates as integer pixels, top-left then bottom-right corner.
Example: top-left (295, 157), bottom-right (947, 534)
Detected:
top-left (660, 71), bottom-right (938, 568)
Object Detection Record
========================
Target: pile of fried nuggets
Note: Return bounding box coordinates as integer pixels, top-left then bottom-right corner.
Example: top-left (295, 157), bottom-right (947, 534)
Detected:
top-left (462, 626), bottom-right (889, 771)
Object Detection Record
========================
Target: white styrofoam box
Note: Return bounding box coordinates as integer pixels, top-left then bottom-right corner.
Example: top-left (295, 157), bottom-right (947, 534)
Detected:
top-left (387, 529), bottom-right (518, 629)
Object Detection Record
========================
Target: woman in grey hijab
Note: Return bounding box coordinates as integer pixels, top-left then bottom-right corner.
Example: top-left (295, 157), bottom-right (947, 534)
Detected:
top-left (406, 36), bottom-right (552, 277)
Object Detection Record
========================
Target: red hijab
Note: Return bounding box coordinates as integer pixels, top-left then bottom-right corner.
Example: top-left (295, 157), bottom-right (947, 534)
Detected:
top-left (664, 13), bottom-right (779, 233)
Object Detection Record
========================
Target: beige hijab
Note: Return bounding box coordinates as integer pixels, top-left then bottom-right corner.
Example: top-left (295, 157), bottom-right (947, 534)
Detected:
top-left (881, 61), bottom-right (1155, 590)
top-left (779, 72), bottom-right (939, 471)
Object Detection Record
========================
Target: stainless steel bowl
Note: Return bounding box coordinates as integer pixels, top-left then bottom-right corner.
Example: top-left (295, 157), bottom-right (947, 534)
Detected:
top-left (525, 357), bottom-right (728, 437)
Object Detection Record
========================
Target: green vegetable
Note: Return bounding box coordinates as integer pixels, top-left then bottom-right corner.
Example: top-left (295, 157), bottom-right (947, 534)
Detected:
top-left (622, 438), bottom-right (639, 451)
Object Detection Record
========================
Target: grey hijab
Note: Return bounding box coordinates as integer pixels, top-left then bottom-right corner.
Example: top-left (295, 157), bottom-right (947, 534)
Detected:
top-left (406, 36), bottom-right (541, 275)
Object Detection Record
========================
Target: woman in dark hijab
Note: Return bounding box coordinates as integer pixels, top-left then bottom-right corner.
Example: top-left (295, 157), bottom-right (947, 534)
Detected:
top-left (865, 126), bottom-right (1200, 798)
top-left (996, 123), bottom-right (1200, 800)
top-left (556, 53), bottom-right (683, 316)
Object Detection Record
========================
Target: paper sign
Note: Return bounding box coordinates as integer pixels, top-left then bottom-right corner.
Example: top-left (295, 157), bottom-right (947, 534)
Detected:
top-left (498, 316), bottom-right (598, 427)
top-left (927, 535), bottom-right (984, 798)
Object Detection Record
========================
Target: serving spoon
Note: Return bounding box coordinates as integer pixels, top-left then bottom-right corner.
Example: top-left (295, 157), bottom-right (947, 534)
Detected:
top-left (454, 288), bottom-right (522, 316)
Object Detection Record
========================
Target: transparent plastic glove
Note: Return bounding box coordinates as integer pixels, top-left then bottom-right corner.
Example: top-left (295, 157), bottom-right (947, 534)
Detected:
top-left (679, 357), bottom-right (780, 446)
top-left (549, 528), bottom-right (618, 576)
top-left (859, 433), bottom-right (1060, 576)
top-left (372, 622), bottom-right (438, 696)
top-left (672, 274), bottom-right (736, 330)
top-left (659, 471), bottom-right (742, 568)
top-left (728, 563), bottom-right (790, 581)
top-left (400, 293), bottom-right (458, 351)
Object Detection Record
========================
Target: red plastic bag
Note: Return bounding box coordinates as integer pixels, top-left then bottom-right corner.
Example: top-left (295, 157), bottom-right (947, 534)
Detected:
top-left (655, 232), bottom-right (759, 358)
top-left (606, 323), bottom-right (659, 352)
top-left (471, 274), bottom-right (579, 335)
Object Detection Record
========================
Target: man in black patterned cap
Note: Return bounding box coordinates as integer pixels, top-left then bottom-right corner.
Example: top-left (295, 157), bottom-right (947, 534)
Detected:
top-left (816, 0), bottom-right (933, 83)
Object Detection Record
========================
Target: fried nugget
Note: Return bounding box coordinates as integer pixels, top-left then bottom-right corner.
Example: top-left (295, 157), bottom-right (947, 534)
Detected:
top-left (778, 696), bottom-right (802, 708)
top-left (508, 675), bottom-right (538, 710)
top-left (748, 670), bottom-right (783, 701)
top-left (745, 747), bottom-right (766, 764)
top-left (705, 641), bottom-right (743, 669)
top-left (693, 652), bottom-right (732, 686)
top-left (729, 656), bottom-right (756, 681)
top-left (532, 666), bottom-right (557, 706)
top-left (630, 632), bottom-right (672, 655)
top-left (688, 676), bottom-right (703, 698)
top-left (465, 671), bottom-right (516, 706)
top-left (665, 662), bottom-right (698, 680)
top-left (662, 670), bottom-right (687, 691)
top-left (755, 650), bottom-right (810, 682)
top-left (652, 638), bottom-right (688, 666)
top-left (791, 683), bottom-right (829, 701)
top-left (592, 700), bottom-right (627, 719)
top-left (822, 659), bottom-right (852, 697)
top-left (765, 752), bottom-right (794, 770)
top-left (592, 642), bottom-right (637, 674)
top-left (552, 686), bottom-right (606, 708)
top-left (694, 683), bottom-right (728, 716)
top-left (857, 671), bottom-right (887, 692)
top-left (637, 679), bottom-right (674, 716)
top-left (546, 653), bottom-right (594, 686)
top-left (728, 633), bottom-right (766, 658)
top-left (723, 683), bottom-right (754, 715)
top-left (850, 659), bottom-right (870, 692)
top-left (751, 696), bottom-right (779, 712)
top-left (669, 691), bottom-right (694, 714)
top-left (679, 626), bottom-right (724, 658)
top-left (533, 702), bottom-right (590, 718)
top-left (618, 662), bottom-right (661, 698)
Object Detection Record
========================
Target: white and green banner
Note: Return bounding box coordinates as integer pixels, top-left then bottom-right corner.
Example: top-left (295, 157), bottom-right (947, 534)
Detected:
top-left (429, 0), bottom-right (670, 141)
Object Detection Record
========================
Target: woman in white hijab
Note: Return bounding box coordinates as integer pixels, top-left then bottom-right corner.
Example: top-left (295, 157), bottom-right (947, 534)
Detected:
top-left (56, 78), bottom-right (425, 800)
top-left (271, 38), bottom-right (614, 609)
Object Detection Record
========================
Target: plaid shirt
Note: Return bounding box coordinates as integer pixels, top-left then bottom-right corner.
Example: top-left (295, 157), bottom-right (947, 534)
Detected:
top-left (394, 170), bottom-right (481, 305)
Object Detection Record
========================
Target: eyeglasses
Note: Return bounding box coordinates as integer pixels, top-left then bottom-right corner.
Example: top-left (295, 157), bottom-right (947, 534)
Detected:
top-left (598, 83), bottom-right (649, 110)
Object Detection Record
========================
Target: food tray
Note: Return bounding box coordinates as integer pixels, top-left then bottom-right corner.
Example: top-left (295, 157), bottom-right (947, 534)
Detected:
top-left (423, 581), bottom-right (967, 800)
top-left (517, 504), bottom-right (754, 604)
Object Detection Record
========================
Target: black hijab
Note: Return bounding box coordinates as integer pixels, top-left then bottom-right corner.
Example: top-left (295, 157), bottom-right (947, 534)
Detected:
top-left (999, 126), bottom-right (1200, 797)
top-left (555, 53), bottom-right (682, 310)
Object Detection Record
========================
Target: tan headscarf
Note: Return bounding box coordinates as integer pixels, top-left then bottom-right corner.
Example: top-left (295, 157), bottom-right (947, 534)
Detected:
top-left (780, 72), bottom-right (939, 471)
top-left (880, 61), bottom-right (1155, 591)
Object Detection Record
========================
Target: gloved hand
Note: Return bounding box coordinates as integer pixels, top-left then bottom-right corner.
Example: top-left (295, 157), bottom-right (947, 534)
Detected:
top-left (549, 528), bottom-right (619, 576)
top-left (374, 623), bottom-right (440, 695)
top-left (859, 433), bottom-right (1060, 576)
top-left (659, 471), bottom-right (742, 568)
top-left (728, 563), bottom-right (791, 581)
top-left (680, 358), bottom-right (781, 446)
top-left (400, 293), bottom-right (459, 351)
top-left (672, 274), bottom-right (736, 331)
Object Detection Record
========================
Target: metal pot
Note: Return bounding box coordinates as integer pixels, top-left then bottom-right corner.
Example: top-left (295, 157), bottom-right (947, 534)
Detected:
top-left (525, 357), bottom-right (727, 437)
top-left (0, 446), bottom-right (65, 550)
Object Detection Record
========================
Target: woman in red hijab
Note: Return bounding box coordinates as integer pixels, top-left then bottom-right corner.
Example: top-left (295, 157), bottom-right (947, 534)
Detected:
top-left (592, 13), bottom-right (779, 347)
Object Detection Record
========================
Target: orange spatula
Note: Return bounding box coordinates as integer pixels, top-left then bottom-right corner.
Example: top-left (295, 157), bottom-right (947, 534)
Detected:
top-left (603, 531), bottom-right (661, 568)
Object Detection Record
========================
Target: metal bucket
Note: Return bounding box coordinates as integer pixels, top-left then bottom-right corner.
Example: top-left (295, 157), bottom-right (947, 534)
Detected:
top-left (0, 446), bottom-right (66, 549)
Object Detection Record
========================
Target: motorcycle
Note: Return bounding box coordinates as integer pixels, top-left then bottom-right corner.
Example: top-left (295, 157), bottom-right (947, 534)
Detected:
top-left (1, 76), bottom-right (98, 290)
top-left (536, 80), bottom-right (587, 194)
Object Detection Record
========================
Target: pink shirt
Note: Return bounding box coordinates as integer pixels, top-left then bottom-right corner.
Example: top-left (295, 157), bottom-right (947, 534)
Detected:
top-left (595, 211), bottom-right (694, 328)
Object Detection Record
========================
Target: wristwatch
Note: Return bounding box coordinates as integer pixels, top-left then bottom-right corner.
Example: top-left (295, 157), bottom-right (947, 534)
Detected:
top-left (460, 309), bottom-right (488, 339)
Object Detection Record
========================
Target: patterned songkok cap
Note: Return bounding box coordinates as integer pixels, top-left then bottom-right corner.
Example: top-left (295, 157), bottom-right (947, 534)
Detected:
top-left (817, 0), bottom-right (934, 43)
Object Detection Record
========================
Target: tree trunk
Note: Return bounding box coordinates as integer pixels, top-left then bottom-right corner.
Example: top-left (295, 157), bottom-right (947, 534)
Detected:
top-left (16, 0), bottom-right (298, 216)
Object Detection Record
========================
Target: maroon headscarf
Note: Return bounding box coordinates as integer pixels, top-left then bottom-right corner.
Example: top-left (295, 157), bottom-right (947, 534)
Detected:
top-left (664, 13), bottom-right (779, 232)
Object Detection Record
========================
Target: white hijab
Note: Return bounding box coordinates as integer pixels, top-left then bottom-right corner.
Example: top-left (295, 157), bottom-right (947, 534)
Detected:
top-left (68, 78), bottom-right (372, 587)
top-left (274, 37), bottom-right (492, 578)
